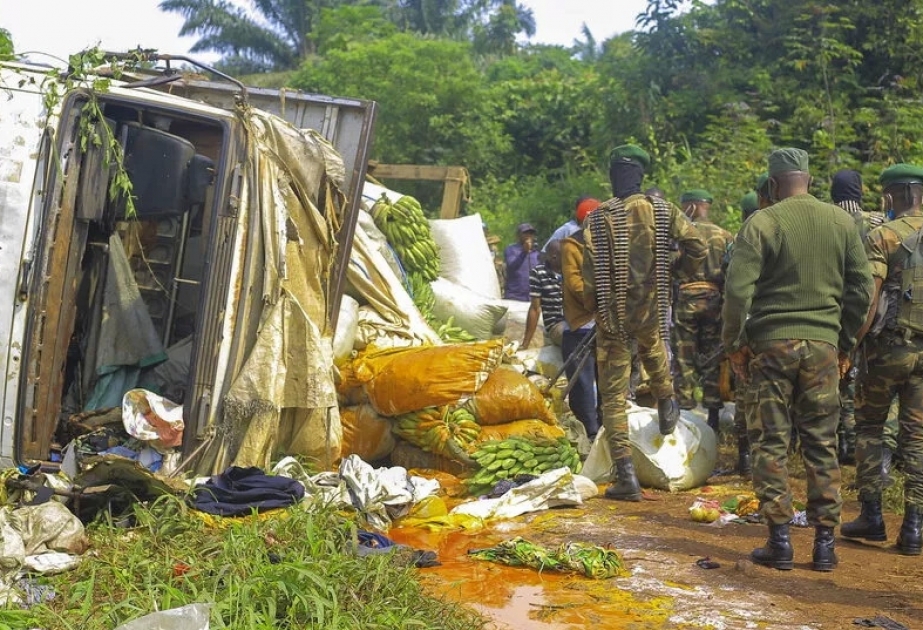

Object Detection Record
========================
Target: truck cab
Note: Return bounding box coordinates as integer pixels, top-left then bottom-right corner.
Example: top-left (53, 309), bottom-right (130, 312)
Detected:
top-left (0, 56), bottom-right (376, 470)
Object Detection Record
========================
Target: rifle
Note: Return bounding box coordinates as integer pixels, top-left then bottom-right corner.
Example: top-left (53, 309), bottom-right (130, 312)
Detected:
top-left (542, 328), bottom-right (597, 395)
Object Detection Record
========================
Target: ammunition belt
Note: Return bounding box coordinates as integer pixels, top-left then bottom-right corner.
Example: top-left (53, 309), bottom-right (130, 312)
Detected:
top-left (651, 197), bottom-right (673, 344)
top-left (588, 198), bottom-right (628, 339)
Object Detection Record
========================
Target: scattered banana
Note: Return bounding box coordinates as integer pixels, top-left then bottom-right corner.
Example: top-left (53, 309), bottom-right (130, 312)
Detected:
top-left (464, 435), bottom-right (582, 496)
top-left (372, 194), bottom-right (441, 282)
top-left (392, 406), bottom-right (481, 462)
top-left (434, 315), bottom-right (476, 343)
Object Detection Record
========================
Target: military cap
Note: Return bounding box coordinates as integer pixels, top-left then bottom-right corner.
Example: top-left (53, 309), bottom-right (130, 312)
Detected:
top-left (609, 144), bottom-right (651, 170)
top-left (756, 173), bottom-right (770, 193)
top-left (740, 191), bottom-right (759, 215)
top-left (879, 164), bottom-right (923, 188)
top-left (680, 189), bottom-right (713, 204)
top-left (768, 148), bottom-right (809, 176)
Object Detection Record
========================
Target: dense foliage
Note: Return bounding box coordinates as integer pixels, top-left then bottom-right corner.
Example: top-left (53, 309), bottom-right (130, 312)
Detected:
top-left (299, 0), bottom-right (923, 241)
top-left (8, 0), bottom-right (923, 243)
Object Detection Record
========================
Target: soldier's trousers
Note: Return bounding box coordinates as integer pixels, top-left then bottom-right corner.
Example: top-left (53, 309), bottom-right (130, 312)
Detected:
top-left (838, 368), bottom-right (857, 451)
top-left (597, 323), bottom-right (674, 463)
top-left (672, 289), bottom-right (723, 409)
top-left (854, 336), bottom-right (923, 508)
top-left (734, 387), bottom-right (749, 440)
top-left (746, 339), bottom-right (841, 527)
top-left (562, 327), bottom-right (600, 438)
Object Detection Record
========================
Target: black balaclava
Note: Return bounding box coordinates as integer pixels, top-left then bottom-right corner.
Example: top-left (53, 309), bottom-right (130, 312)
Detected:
top-left (609, 161), bottom-right (644, 199)
top-left (831, 169), bottom-right (862, 203)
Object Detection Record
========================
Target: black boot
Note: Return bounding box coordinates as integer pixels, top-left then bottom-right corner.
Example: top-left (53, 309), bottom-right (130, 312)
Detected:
top-left (657, 397), bottom-right (679, 435)
top-left (896, 504), bottom-right (922, 556)
top-left (840, 498), bottom-right (887, 541)
top-left (751, 523), bottom-right (794, 570)
top-left (707, 408), bottom-right (720, 435)
top-left (604, 457), bottom-right (642, 502)
top-left (812, 526), bottom-right (838, 572)
top-left (736, 437), bottom-right (751, 475)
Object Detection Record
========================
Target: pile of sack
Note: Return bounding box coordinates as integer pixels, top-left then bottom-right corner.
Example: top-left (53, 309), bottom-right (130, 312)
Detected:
top-left (335, 339), bottom-right (581, 493)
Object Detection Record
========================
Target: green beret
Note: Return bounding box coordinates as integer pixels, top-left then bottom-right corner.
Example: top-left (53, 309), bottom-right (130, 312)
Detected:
top-left (768, 148), bottom-right (809, 176)
top-left (680, 189), bottom-right (713, 204)
top-left (610, 144), bottom-right (651, 170)
top-left (879, 164), bottom-right (923, 187)
top-left (740, 191), bottom-right (759, 216)
top-left (756, 173), bottom-right (770, 193)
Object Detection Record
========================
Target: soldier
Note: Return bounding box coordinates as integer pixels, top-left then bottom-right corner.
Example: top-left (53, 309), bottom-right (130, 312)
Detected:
top-left (723, 148), bottom-right (873, 572)
top-left (727, 188), bottom-right (761, 475)
top-left (832, 169), bottom-right (886, 241)
top-left (841, 164), bottom-right (923, 556)
top-left (672, 189), bottom-right (734, 433)
top-left (582, 144), bottom-right (706, 501)
top-left (831, 170), bottom-right (886, 465)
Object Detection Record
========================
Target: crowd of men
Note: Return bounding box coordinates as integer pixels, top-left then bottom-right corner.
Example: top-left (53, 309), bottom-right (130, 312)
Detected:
top-left (514, 144), bottom-right (923, 572)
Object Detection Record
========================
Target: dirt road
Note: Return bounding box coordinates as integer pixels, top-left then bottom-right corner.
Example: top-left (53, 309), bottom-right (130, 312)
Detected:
top-left (391, 464), bottom-right (922, 629)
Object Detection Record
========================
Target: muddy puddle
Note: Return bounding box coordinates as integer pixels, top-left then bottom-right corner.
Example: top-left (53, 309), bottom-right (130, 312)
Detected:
top-left (389, 519), bottom-right (679, 629)
top-left (387, 494), bottom-right (831, 630)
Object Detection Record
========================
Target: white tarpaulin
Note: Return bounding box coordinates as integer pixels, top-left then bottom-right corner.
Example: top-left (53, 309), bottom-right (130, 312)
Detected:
top-left (582, 404), bottom-right (717, 491)
top-left (449, 468), bottom-right (597, 521)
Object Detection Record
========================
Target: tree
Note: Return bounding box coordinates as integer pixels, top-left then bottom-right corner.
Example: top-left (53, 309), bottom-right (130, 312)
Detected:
top-left (484, 45), bottom-right (605, 179)
top-left (160, 0), bottom-right (380, 72)
top-left (290, 33), bottom-right (511, 174)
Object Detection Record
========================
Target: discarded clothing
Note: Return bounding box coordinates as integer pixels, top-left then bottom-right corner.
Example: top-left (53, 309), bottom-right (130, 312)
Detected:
top-left (468, 536), bottom-right (627, 579)
top-left (355, 530), bottom-right (440, 568)
top-left (190, 466), bottom-right (305, 516)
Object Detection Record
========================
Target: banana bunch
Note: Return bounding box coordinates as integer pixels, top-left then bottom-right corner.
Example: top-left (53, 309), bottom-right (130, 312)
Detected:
top-left (435, 316), bottom-right (476, 343)
top-left (392, 406), bottom-right (481, 461)
top-left (372, 194), bottom-right (440, 282)
top-left (465, 435), bottom-right (582, 496)
top-left (408, 271), bottom-right (436, 320)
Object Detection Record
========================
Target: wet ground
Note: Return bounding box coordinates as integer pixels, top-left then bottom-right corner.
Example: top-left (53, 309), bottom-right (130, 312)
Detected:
top-left (389, 455), bottom-right (923, 629)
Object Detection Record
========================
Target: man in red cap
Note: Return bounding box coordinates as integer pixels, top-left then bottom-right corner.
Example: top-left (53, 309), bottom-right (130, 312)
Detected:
top-left (545, 196), bottom-right (599, 250)
top-left (561, 197), bottom-right (602, 439)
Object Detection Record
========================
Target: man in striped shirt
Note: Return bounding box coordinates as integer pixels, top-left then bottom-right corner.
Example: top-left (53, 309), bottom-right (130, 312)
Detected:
top-left (521, 239), bottom-right (565, 349)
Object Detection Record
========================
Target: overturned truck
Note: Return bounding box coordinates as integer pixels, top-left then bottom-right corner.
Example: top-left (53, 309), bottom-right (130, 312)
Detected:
top-left (0, 54), bottom-right (377, 474)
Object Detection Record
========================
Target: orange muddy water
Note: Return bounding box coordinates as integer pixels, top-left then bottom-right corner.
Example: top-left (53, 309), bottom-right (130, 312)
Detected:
top-left (388, 465), bottom-right (923, 630)
top-left (389, 524), bottom-right (675, 629)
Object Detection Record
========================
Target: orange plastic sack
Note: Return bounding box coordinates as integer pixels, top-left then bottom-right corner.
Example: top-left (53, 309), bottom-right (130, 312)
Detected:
top-left (470, 367), bottom-right (556, 426)
top-left (469, 419), bottom-right (565, 451)
top-left (354, 340), bottom-right (505, 417)
top-left (340, 404), bottom-right (396, 462)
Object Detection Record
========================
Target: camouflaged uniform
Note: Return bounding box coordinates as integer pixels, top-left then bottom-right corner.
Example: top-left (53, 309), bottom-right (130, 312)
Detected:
top-left (836, 200), bottom-right (887, 459)
top-left (672, 220), bottom-right (734, 410)
top-left (582, 193), bottom-right (706, 460)
top-left (854, 211), bottom-right (923, 508)
top-left (722, 239), bottom-right (751, 443)
top-left (723, 194), bottom-right (873, 528)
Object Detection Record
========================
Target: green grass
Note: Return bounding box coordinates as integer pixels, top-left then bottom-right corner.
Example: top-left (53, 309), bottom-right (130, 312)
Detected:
top-left (20, 496), bottom-right (484, 630)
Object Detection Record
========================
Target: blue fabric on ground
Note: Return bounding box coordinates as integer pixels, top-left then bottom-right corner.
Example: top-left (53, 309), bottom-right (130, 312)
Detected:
top-left (190, 466), bottom-right (305, 516)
